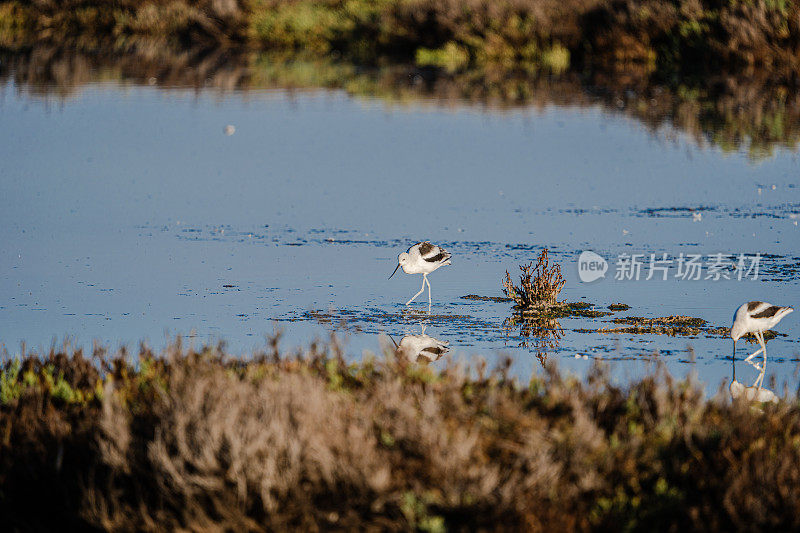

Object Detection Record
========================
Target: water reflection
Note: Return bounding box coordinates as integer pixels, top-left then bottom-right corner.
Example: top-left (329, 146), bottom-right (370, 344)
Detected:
top-left (2, 47), bottom-right (799, 158)
top-left (503, 315), bottom-right (564, 367)
top-left (730, 357), bottom-right (778, 404)
top-left (392, 324), bottom-right (450, 364)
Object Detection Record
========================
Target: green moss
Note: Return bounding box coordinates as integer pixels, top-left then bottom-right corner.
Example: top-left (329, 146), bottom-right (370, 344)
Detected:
top-left (51, 372), bottom-right (84, 404)
top-left (415, 41), bottom-right (470, 72)
top-left (401, 491), bottom-right (446, 533)
top-left (22, 369), bottom-right (37, 389)
top-left (325, 358), bottom-right (345, 391)
top-left (0, 359), bottom-right (22, 405)
top-left (252, 1), bottom-right (349, 54)
top-left (542, 44), bottom-right (570, 74)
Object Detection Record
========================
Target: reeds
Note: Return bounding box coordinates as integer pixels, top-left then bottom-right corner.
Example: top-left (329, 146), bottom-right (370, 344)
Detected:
top-left (2, 338), bottom-right (800, 530)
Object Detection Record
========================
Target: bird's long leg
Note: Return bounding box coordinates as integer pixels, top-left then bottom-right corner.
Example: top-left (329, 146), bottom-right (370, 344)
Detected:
top-left (743, 332), bottom-right (764, 364)
top-left (746, 354), bottom-right (764, 372)
top-left (746, 331), bottom-right (768, 372)
top-left (406, 275), bottom-right (427, 306)
top-left (425, 274), bottom-right (431, 313)
top-left (753, 333), bottom-right (766, 388)
top-left (754, 358), bottom-right (766, 390)
top-left (743, 350), bottom-right (763, 367)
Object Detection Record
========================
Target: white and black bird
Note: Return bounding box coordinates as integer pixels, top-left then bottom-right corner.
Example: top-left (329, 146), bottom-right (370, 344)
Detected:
top-left (731, 301), bottom-right (793, 370)
top-left (392, 333), bottom-right (450, 363)
top-left (389, 241), bottom-right (451, 309)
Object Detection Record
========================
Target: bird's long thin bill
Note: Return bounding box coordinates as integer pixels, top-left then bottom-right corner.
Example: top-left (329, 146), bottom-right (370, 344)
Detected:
top-left (388, 264), bottom-right (400, 280)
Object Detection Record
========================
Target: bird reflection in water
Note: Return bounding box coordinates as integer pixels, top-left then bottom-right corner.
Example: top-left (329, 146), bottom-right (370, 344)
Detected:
top-left (391, 324), bottom-right (450, 363)
top-left (729, 356), bottom-right (778, 404)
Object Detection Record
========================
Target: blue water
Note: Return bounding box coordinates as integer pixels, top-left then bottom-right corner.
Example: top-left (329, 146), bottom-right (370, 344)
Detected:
top-left (1, 81), bottom-right (798, 393)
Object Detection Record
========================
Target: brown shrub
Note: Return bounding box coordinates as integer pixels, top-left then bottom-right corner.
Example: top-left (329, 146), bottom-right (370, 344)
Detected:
top-left (503, 248), bottom-right (566, 309)
top-left (2, 341), bottom-right (800, 530)
top-left (3, 0), bottom-right (798, 74)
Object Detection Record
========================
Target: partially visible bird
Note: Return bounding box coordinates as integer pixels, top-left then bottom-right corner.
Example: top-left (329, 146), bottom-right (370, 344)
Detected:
top-left (392, 333), bottom-right (450, 363)
top-left (729, 355), bottom-right (778, 404)
top-left (730, 301), bottom-right (793, 371)
top-left (389, 241), bottom-right (451, 309)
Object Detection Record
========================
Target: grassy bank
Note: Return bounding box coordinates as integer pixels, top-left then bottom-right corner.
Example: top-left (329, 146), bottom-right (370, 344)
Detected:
top-left (1, 339), bottom-right (799, 530)
top-left (1, 0), bottom-right (799, 78)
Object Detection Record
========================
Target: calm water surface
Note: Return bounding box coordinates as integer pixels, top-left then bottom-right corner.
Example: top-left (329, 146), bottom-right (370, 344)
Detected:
top-left (1, 80), bottom-right (798, 393)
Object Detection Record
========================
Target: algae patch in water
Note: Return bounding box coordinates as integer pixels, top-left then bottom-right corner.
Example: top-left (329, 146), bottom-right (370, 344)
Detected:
top-left (518, 301), bottom-right (612, 319)
top-left (576, 315), bottom-right (783, 339)
top-left (614, 315), bottom-right (708, 328)
top-left (461, 294), bottom-right (513, 303)
top-left (574, 315), bottom-right (715, 336)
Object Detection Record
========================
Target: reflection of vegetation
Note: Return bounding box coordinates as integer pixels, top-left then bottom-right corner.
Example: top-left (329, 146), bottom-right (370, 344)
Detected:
top-left (1, 47), bottom-right (799, 158)
top-left (503, 314), bottom-right (564, 366)
top-left (3, 339), bottom-right (800, 529)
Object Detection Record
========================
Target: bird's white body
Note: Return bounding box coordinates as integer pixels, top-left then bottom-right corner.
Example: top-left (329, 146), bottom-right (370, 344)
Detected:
top-left (398, 241), bottom-right (452, 275)
top-left (731, 301), bottom-right (793, 341)
top-left (389, 241), bottom-right (451, 310)
top-left (730, 301), bottom-right (793, 371)
top-left (396, 333), bottom-right (450, 363)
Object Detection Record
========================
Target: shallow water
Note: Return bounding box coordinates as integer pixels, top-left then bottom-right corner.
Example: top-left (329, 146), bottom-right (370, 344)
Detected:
top-left (1, 78), bottom-right (798, 393)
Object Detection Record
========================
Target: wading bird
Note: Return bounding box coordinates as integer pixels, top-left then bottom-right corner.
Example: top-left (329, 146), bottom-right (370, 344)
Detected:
top-left (730, 301), bottom-right (793, 371)
top-left (389, 241), bottom-right (451, 309)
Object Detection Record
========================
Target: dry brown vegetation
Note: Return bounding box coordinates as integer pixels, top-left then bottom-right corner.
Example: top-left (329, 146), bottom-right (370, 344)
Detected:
top-left (2, 0), bottom-right (799, 77)
top-left (0, 0), bottom-right (252, 50)
top-left (503, 248), bottom-right (566, 309)
top-left (2, 338), bottom-right (800, 530)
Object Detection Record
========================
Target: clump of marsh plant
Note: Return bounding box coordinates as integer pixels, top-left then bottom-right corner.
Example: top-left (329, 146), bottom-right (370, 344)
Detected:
top-left (503, 248), bottom-right (565, 311)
